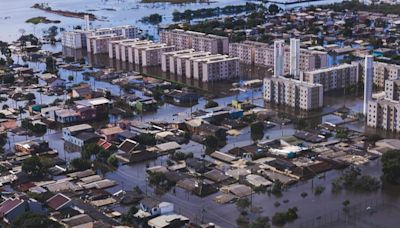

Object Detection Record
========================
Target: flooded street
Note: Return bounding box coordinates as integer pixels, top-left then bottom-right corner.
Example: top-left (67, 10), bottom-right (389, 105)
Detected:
top-left (2, 0), bottom-right (400, 227)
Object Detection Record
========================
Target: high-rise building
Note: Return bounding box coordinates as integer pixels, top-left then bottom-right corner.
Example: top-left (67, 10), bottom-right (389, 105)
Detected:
top-left (274, 40), bottom-right (285, 78)
top-left (364, 55), bottom-right (373, 115)
top-left (289, 38), bottom-right (300, 78)
top-left (84, 15), bottom-right (90, 31)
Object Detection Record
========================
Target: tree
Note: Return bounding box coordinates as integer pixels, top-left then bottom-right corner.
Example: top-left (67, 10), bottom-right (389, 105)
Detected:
top-left (45, 56), bottom-right (58, 74)
top-left (204, 135), bottom-right (219, 149)
top-left (268, 4), bottom-right (280, 15)
top-left (205, 100), bottom-right (218, 109)
top-left (22, 155), bottom-right (47, 178)
top-left (236, 198), bottom-right (250, 212)
top-left (107, 155), bottom-right (118, 168)
top-left (134, 133), bottom-right (156, 146)
top-left (13, 212), bottom-right (62, 228)
top-left (251, 121), bottom-right (264, 141)
top-left (271, 179), bottom-right (283, 196)
top-left (335, 128), bottom-right (348, 140)
top-left (82, 143), bottom-right (104, 160)
top-left (236, 215), bottom-right (250, 228)
top-left (294, 118), bottom-right (308, 130)
top-left (381, 150), bottom-right (400, 185)
top-left (68, 75), bottom-right (74, 82)
top-left (70, 157), bottom-right (91, 171)
top-left (251, 216), bottom-right (270, 228)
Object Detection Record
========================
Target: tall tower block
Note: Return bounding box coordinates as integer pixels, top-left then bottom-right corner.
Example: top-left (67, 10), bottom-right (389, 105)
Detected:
top-left (363, 55), bottom-right (373, 115)
top-left (84, 15), bottom-right (90, 31)
top-left (274, 40), bottom-right (285, 78)
top-left (290, 38), bottom-right (300, 78)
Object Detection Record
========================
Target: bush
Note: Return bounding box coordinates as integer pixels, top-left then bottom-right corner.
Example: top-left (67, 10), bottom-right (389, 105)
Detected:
top-left (381, 150), bottom-right (400, 185)
top-left (314, 186), bottom-right (325, 195)
top-left (70, 158), bottom-right (91, 171)
top-left (331, 167), bottom-right (381, 192)
top-left (272, 207), bottom-right (298, 226)
top-left (205, 100), bottom-right (218, 109)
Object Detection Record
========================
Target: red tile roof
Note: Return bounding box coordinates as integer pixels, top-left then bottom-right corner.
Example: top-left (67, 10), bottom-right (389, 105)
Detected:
top-left (46, 193), bottom-right (71, 210)
top-left (0, 199), bottom-right (24, 217)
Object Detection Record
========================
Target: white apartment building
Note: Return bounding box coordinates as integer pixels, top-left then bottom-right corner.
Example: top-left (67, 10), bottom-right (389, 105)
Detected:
top-left (263, 77), bottom-right (323, 111)
top-left (385, 79), bottom-right (400, 101)
top-left (62, 25), bottom-right (141, 50)
top-left (373, 62), bottom-right (400, 88)
top-left (165, 51), bottom-right (211, 76)
top-left (108, 39), bottom-right (140, 59)
top-left (61, 30), bottom-right (87, 49)
top-left (92, 25), bottom-right (141, 39)
top-left (356, 61), bottom-right (400, 88)
top-left (367, 99), bottom-right (400, 132)
top-left (301, 63), bottom-right (359, 92)
top-left (141, 44), bottom-right (175, 67)
top-left (192, 55), bottom-right (240, 82)
top-left (160, 29), bottom-right (229, 54)
top-left (161, 49), bottom-right (195, 72)
top-left (230, 41), bottom-right (328, 73)
top-left (87, 34), bottom-right (124, 54)
top-left (229, 41), bottom-right (269, 65)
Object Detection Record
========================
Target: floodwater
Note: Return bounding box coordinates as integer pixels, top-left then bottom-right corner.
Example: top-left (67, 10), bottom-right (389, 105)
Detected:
top-left (0, 0), bottom-right (342, 42)
top-left (4, 0), bottom-right (400, 227)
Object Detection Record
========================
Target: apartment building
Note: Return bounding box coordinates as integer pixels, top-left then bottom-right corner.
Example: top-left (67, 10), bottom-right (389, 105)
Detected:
top-left (192, 55), bottom-right (240, 82)
top-left (356, 61), bottom-right (400, 88)
top-left (61, 30), bottom-right (87, 49)
top-left (385, 79), bottom-right (400, 101)
top-left (373, 62), bottom-right (400, 88)
top-left (108, 39), bottom-right (140, 59)
top-left (160, 29), bottom-right (229, 54)
top-left (141, 44), bottom-right (175, 67)
top-left (301, 63), bottom-right (359, 92)
top-left (161, 49), bottom-right (195, 72)
top-left (166, 51), bottom-right (211, 76)
top-left (230, 41), bottom-right (328, 73)
top-left (263, 77), bottom-right (323, 111)
top-left (367, 99), bottom-right (400, 132)
top-left (93, 25), bottom-right (141, 39)
top-left (228, 41), bottom-right (265, 64)
top-left (62, 25), bottom-right (141, 50)
top-left (87, 34), bottom-right (124, 54)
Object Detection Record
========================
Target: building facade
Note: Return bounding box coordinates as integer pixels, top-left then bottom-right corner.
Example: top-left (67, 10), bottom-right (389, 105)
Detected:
top-left (160, 29), bottom-right (229, 54)
top-left (263, 77), bottom-right (323, 111)
top-left (301, 63), bottom-right (359, 92)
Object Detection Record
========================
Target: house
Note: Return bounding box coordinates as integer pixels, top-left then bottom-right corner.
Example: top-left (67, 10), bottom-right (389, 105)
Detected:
top-left (75, 105), bottom-right (97, 121)
top-left (133, 98), bottom-right (158, 112)
top-left (74, 97), bottom-right (113, 118)
top-left (139, 197), bottom-right (162, 216)
top-left (185, 119), bottom-right (227, 139)
top-left (46, 193), bottom-right (72, 211)
top-left (63, 124), bottom-right (99, 147)
top-left (116, 139), bottom-right (157, 163)
top-left (55, 109), bottom-right (80, 124)
top-left (0, 198), bottom-right (26, 224)
top-left (71, 84), bottom-right (93, 99)
top-left (165, 90), bottom-right (199, 105)
top-left (99, 126), bottom-right (124, 141)
top-left (45, 77), bottom-right (66, 89)
top-left (147, 214), bottom-right (189, 228)
top-left (41, 106), bottom-right (62, 121)
top-left (155, 142), bottom-right (181, 154)
top-left (14, 139), bottom-right (50, 154)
